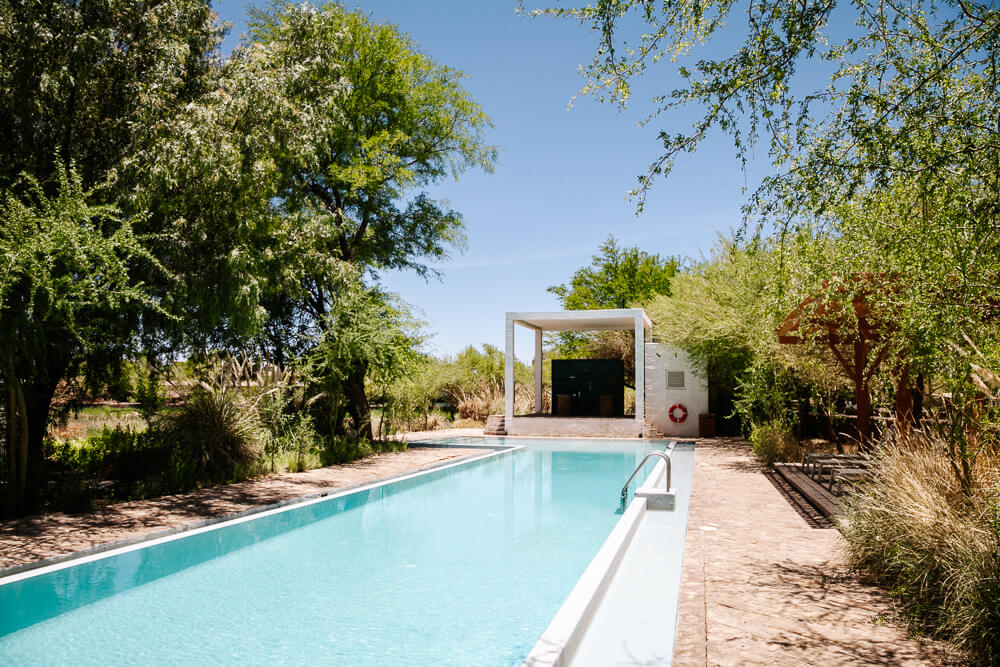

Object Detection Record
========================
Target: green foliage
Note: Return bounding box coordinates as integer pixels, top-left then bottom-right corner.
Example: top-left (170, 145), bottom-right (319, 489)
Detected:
top-left (548, 236), bottom-right (679, 310)
top-left (548, 236), bottom-right (679, 370)
top-left (0, 0), bottom-right (221, 194)
top-left (381, 344), bottom-right (535, 432)
top-left (0, 0), bottom-right (221, 514)
top-left (198, 1), bottom-right (496, 438)
top-left (536, 1), bottom-right (1000, 220)
top-left (134, 371), bottom-right (167, 425)
top-left (0, 168), bottom-right (161, 511)
top-left (1, 2), bottom-right (492, 513)
top-left (382, 370), bottom-right (440, 433)
top-left (0, 169), bottom-right (160, 362)
top-left (300, 279), bottom-right (424, 440)
top-left (647, 237), bottom-right (821, 431)
top-left (243, 1), bottom-right (494, 275)
top-left (748, 420), bottom-right (799, 465)
top-left (158, 371), bottom-right (263, 483)
top-left (317, 435), bottom-right (406, 467)
top-left (264, 412), bottom-right (320, 473)
top-left (45, 428), bottom-right (176, 507)
top-left (733, 361), bottom-right (801, 433)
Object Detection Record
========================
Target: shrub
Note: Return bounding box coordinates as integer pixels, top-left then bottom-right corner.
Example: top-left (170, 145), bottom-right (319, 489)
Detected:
top-left (159, 381), bottom-right (263, 482)
top-left (840, 439), bottom-right (1000, 663)
top-left (44, 427), bottom-right (177, 507)
top-left (264, 411), bottom-right (320, 473)
top-left (134, 371), bottom-right (167, 424)
top-left (749, 419), bottom-right (798, 464)
top-left (318, 435), bottom-right (406, 466)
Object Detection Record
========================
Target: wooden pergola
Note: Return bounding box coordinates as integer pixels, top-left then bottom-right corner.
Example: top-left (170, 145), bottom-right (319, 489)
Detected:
top-left (776, 276), bottom-right (912, 449)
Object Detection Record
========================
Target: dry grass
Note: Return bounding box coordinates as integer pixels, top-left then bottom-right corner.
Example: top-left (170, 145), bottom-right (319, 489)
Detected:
top-left (455, 385), bottom-right (547, 422)
top-left (49, 405), bottom-right (146, 441)
top-left (839, 437), bottom-right (1000, 663)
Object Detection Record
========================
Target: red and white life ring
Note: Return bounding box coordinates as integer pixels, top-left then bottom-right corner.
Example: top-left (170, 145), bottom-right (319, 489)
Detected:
top-left (668, 403), bottom-right (688, 423)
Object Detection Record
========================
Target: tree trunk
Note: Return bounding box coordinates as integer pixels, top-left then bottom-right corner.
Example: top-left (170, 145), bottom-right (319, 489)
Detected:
top-left (23, 380), bottom-right (57, 510)
top-left (912, 374), bottom-right (924, 427)
top-left (894, 364), bottom-right (913, 443)
top-left (854, 339), bottom-right (873, 451)
top-left (345, 363), bottom-right (373, 441)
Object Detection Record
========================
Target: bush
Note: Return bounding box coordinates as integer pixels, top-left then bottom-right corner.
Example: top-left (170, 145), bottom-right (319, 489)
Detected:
top-left (160, 382), bottom-right (263, 482)
top-left (749, 420), bottom-right (798, 464)
top-left (318, 435), bottom-right (406, 466)
top-left (134, 370), bottom-right (167, 424)
top-left (264, 411), bottom-right (320, 473)
top-left (44, 428), bottom-right (177, 507)
top-left (840, 440), bottom-right (1000, 663)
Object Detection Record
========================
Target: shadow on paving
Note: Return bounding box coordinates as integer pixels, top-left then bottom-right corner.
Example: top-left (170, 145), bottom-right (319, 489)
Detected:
top-left (764, 468), bottom-right (834, 529)
top-left (673, 437), bottom-right (966, 667)
top-left (742, 560), bottom-right (965, 665)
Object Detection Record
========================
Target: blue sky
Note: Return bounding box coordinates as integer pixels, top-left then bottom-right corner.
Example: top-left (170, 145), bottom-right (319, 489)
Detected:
top-left (214, 1), bottom-right (768, 361)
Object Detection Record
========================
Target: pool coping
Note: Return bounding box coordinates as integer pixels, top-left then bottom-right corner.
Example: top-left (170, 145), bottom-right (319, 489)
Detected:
top-left (525, 441), bottom-right (696, 666)
top-left (522, 456), bottom-right (670, 667)
top-left (0, 444), bottom-right (513, 584)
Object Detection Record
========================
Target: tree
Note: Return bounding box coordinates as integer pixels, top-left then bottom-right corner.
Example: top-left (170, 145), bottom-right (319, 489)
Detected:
top-left (0, 169), bottom-right (157, 511)
top-left (548, 236), bottom-right (678, 310)
top-left (0, 0), bottom-right (221, 513)
top-left (223, 2), bottom-right (496, 438)
top-left (547, 236), bottom-right (679, 377)
top-left (300, 277), bottom-right (423, 442)
top-left (533, 1), bottom-right (1000, 220)
top-left (540, 0), bottom-right (1000, 444)
top-left (0, 0), bottom-right (220, 195)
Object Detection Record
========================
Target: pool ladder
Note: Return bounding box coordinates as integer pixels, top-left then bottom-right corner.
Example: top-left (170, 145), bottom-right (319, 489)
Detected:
top-left (620, 449), bottom-right (675, 512)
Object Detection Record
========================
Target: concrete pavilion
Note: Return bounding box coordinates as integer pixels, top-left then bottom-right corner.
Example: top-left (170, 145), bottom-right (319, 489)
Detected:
top-left (504, 309), bottom-right (653, 438)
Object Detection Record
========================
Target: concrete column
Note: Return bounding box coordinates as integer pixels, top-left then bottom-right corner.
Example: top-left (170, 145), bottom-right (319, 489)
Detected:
top-left (534, 328), bottom-right (543, 414)
top-left (505, 314), bottom-right (515, 422)
top-left (635, 314), bottom-right (645, 434)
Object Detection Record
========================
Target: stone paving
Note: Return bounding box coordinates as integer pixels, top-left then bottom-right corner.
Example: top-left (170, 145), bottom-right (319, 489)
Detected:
top-left (672, 438), bottom-right (962, 666)
top-left (0, 445), bottom-right (486, 570)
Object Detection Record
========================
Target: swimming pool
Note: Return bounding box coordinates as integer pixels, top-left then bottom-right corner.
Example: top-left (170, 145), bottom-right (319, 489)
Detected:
top-left (0, 438), bottom-right (680, 665)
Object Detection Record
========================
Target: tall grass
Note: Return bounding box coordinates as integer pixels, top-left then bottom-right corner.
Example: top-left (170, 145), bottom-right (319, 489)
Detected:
top-left (839, 435), bottom-right (1000, 663)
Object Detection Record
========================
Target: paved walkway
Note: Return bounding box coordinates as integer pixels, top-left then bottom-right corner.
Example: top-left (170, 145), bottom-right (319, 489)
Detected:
top-left (673, 439), bottom-right (961, 666)
top-left (0, 445), bottom-right (486, 570)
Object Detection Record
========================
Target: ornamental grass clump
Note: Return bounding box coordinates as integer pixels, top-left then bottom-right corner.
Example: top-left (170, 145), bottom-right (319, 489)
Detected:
top-left (161, 359), bottom-right (265, 483)
top-left (839, 437), bottom-right (1000, 663)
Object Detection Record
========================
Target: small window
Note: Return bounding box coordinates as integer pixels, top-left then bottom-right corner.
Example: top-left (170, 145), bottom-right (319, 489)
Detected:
top-left (667, 370), bottom-right (685, 389)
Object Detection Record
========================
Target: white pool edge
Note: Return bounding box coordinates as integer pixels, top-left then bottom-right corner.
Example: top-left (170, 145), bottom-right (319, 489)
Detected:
top-left (523, 458), bottom-right (669, 667)
top-left (0, 446), bottom-right (521, 587)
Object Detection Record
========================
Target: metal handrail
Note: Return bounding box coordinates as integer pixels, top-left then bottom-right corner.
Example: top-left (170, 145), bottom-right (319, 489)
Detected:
top-left (620, 449), bottom-right (672, 505)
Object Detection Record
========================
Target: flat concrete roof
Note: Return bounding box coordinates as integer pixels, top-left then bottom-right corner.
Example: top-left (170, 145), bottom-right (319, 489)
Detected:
top-left (508, 309), bottom-right (652, 332)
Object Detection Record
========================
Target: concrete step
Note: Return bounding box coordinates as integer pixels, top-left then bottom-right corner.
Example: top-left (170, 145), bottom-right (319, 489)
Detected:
top-left (643, 422), bottom-right (666, 439)
top-left (484, 414), bottom-right (505, 435)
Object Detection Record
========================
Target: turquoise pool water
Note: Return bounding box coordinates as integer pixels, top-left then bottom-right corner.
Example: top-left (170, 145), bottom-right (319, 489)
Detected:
top-left (0, 439), bottom-right (669, 665)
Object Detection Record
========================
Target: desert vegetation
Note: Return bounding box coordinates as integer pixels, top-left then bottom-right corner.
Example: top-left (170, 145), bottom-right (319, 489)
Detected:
top-left (541, 0), bottom-right (1000, 658)
top-left (1, 0), bottom-right (998, 659)
top-left (0, 1), bottom-right (494, 516)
